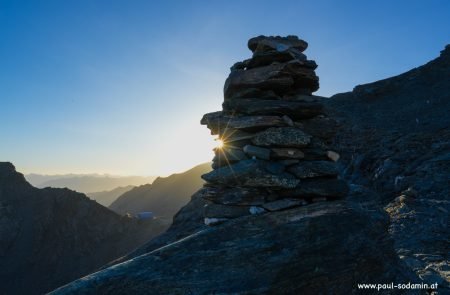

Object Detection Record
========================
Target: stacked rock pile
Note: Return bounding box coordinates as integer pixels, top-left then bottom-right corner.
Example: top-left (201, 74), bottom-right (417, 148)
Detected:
top-left (200, 35), bottom-right (349, 226)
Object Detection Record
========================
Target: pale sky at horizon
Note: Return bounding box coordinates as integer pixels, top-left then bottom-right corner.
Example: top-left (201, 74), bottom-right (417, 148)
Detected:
top-left (1, 0), bottom-right (449, 177)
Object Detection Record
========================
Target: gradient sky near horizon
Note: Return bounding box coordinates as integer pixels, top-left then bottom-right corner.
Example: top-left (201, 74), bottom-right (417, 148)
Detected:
top-left (1, 0), bottom-right (449, 176)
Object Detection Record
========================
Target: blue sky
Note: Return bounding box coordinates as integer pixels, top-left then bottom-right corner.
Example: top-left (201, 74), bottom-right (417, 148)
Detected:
top-left (1, 0), bottom-right (449, 176)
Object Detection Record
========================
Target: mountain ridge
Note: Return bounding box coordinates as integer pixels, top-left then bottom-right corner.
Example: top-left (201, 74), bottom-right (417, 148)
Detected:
top-left (26, 173), bottom-right (156, 194)
top-left (109, 163), bottom-right (211, 217)
top-left (0, 162), bottom-right (168, 295)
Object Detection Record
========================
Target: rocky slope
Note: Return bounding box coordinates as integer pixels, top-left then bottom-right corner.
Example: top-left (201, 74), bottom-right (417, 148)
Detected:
top-left (327, 44), bottom-right (450, 289)
top-left (109, 163), bottom-right (210, 217)
top-left (0, 162), bottom-right (168, 295)
top-left (52, 42), bottom-right (449, 294)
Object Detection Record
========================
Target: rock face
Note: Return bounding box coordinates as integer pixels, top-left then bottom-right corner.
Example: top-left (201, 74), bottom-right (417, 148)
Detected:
top-left (0, 162), bottom-right (168, 295)
top-left (326, 44), bottom-right (450, 291)
top-left (200, 36), bottom-right (349, 223)
top-left (50, 197), bottom-right (416, 295)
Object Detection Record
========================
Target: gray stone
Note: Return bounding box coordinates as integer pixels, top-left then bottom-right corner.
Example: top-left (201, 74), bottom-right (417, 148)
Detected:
top-left (224, 61), bottom-right (319, 99)
top-left (230, 60), bottom-right (249, 71)
top-left (248, 35), bottom-right (308, 53)
top-left (279, 178), bottom-right (349, 199)
top-left (282, 115), bottom-right (294, 126)
top-left (201, 112), bottom-right (285, 135)
top-left (252, 127), bottom-right (312, 147)
top-left (247, 50), bottom-right (295, 69)
top-left (227, 88), bottom-right (280, 100)
top-left (201, 187), bottom-right (267, 206)
top-left (271, 148), bottom-right (305, 159)
top-left (213, 147), bottom-right (248, 167)
top-left (222, 99), bottom-right (324, 119)
top-left (300, 148), bottom-right (329, 160)
top-left (204, 217), bottom-right (229, 226)
top-left (262, 198), bottom-right (307, 211)
top-left (288, 161), bottom-right (339, 178)
top-left (203, 203), bottom-right (250, 219)
top-left (246, 49), bottom-right (316, 70)
top-left (249, 206), bottom-right (266, 215)
top-left (212, 148), bottom-right (248, 169)
top-left (277, 159), bottom-right (300, 166)
top-left (283, 94), bottom-right (324, 102)
top-left (243, 145), bottom-right (271, 160)
top-left (201, 159), bottom-right (299, 189)
top-left (326, 150), bottom-right (340, 162)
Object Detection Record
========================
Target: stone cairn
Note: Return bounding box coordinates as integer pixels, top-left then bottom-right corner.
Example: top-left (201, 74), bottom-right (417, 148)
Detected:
top-left (200, 35), bottom-right (349, 226)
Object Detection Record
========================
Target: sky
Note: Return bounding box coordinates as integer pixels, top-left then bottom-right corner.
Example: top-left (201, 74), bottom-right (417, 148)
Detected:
top-left (0, 0), bottom-right (449, 176)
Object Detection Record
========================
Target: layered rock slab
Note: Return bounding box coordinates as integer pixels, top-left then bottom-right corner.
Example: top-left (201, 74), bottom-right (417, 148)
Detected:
top-left (50, 201), bottom-right (417, 294)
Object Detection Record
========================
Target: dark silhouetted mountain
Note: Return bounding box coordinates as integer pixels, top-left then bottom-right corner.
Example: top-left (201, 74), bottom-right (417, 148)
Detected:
top-left (109, 163), bottom-right (211, 217)
top-left (25, 174), bottom-right (156, 194)
top-left (0, 162), bottom-right (169, 295)
top-left (52, 44), bottom-right (449, 294)
top-left (86, 186), bottom-right (134, 207)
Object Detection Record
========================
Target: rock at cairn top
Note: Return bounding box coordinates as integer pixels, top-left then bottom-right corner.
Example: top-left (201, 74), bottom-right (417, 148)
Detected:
top-left (225, 35), bottom-right (319, 100)
top-left (200, 35), bottom-right (348, 225)
top-left (248, 35), bottom-right (308, 53)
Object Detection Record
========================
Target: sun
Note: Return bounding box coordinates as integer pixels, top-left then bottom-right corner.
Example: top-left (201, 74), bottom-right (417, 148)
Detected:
top-left (215, 138), bottom-right (224, 149)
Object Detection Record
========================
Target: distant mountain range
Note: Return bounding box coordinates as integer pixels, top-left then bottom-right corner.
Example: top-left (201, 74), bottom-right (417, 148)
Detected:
top-left (25, 174), bottom-right (156, 194)
top-left (86, 186), bottom-right (135, 207)
top-left (0, 162), bottom-right (169, 295)
top-left (109, 163), bottom-right (211, 217)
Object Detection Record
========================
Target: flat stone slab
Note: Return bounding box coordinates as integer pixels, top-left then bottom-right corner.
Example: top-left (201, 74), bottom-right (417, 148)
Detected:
top-left (203, 203), bottom-right (251, 219)
top-left (251, 127), bottom-right (312, 147)
top-left (201, 112), bottom-right (285, 135)
top-left (222, 99), bottom-right (324, 119)
top-left (248, 35), bottom-right (308, 53)
top-left (214, 147), bottom-right (247, 161)
top-left (213, 147), bottom-right (248, 168)
top-left (271, 148), bottom-right (305, 159)
top-left (246, 50), bottom-right (317, 70)
top-left (201, 159), bottom-right (299, 189)
top-left (279, 178), bottom-right (349, 199)
top-left (262, 198), bottom-right (307, 211)
top-left (201, 187), bottom-right (268, 206)
top-left (204, 217), bottom-right (229, 226)
top-left (243, 145), bottom-right (271, 160)
top-left (288, 161), bottom-right (338, 179)
top-left (277, 159), bottom-right (301, 166)
top-left (224, 61), bottom-right (319, 99)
